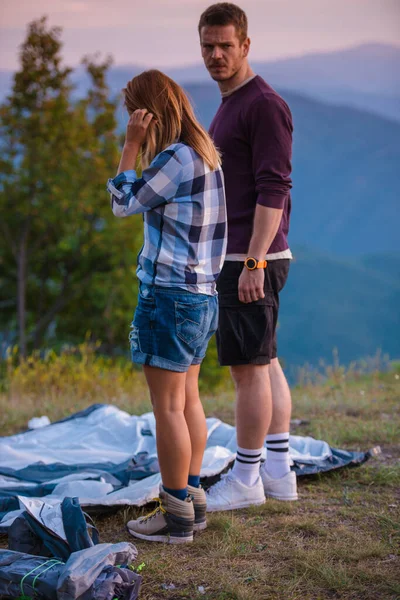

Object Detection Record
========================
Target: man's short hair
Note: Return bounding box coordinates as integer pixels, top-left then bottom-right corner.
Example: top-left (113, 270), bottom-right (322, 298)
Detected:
top-left (198, 3), bottom-right (248, 44)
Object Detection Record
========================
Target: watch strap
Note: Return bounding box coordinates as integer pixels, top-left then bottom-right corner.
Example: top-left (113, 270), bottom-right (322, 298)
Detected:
top-left (244, 257), bottom-right (267, 270)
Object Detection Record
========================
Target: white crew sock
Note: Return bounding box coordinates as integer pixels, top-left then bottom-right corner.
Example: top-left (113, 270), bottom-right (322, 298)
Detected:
top-left (231, 446), bottom-right (263, 487)
top-left (263, 432), bottom-right (291, 479)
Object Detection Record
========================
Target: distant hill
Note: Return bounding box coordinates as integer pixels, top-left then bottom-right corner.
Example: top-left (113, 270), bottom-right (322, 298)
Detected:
top-left (180, 83), bottom-right (400, 258)
top-left (279, 248), bottom-right (400, 370)
top-left (250, 43), bottom-right (400, 116)
top-left (176, 43), bottom-right (400, 121)
top-left (1, 43), bottom-right (399, 120)
top-left (102, 42), bottom-right (400, 93)
top-left (110, 43), bottom-right (400, 121)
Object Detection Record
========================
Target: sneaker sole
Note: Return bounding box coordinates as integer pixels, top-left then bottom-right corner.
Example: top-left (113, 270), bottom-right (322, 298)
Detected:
top-left (265, 492), bottom-right (298, 501)
top-left (127, 528), bottom-right (194, 544)
top-left (193, 521), bottom-right (207, 532)
top-left (206, 497), bottom-right (266, 512)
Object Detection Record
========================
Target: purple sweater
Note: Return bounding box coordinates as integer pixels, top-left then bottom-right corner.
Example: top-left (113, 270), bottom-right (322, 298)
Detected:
top-left (209, 76), bottom-right (293, 255)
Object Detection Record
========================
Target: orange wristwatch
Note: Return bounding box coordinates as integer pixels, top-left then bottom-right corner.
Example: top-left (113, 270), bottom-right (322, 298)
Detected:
top-left (244, 257), bottom-right (267, 271)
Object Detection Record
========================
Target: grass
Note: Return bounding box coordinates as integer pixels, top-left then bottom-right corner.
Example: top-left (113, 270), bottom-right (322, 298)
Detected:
top-left (0, 353), bottom-right (399, 599)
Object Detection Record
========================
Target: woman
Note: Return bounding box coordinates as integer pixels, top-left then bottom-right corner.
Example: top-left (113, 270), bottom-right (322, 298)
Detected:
top-left (107, 70), bottom-right (227, 543)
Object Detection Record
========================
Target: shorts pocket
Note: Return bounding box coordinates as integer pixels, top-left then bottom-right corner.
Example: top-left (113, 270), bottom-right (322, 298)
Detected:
top-left (218, 304), bottom-right (274, 362)
top-left (218, 291), bottom-right (274, 308)
top-left (217, 292), bottom-right (274, 363)
top-left (175, 300), bottom-right (209, 346)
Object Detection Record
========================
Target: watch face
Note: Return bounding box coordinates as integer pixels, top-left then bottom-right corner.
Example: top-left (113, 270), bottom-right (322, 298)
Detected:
top-left (246, 257), bottom-right (257, 270)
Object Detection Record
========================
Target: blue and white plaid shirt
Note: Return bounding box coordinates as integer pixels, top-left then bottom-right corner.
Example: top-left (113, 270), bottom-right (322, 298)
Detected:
top-left (107, 142), bottom-right (227, 295)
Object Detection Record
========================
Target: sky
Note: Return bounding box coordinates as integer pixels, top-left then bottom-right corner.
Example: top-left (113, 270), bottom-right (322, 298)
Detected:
top-left (0, 0), bottom-right (399, 71)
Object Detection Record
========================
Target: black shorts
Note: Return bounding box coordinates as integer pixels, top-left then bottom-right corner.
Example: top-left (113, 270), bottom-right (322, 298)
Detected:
top-left (216, 259), bottom-right (290, 366)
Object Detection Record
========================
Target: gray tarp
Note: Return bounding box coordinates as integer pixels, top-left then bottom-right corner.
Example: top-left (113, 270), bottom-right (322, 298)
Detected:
top-left (0, 543), bottom-right (141, 600)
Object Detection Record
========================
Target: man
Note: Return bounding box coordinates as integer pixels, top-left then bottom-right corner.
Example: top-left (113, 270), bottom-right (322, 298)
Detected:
top-left (199, 2), bottom-right (298, 510)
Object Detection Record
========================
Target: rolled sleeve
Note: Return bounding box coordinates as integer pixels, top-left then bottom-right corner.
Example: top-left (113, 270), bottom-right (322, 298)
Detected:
top-left (256, 192), bottom-right (287, 210)
top-left (107, 170), bottom-right (138, 217)
top-left (248, 96), bottom-right (293, 209)
top-left (107, 148), bottom-right (183, 217)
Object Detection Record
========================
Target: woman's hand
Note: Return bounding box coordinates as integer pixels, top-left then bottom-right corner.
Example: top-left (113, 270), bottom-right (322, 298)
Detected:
top-left (125, 109), bottom-right (154, 146)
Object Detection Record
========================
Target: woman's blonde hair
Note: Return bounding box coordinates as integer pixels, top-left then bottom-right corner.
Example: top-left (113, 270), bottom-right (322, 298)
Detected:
top-left (123, 69), bottom-right (221, 171)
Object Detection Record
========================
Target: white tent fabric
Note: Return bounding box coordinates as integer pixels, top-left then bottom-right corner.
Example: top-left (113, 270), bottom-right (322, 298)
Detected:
top-left (0, 404), bottom-right (336, 528)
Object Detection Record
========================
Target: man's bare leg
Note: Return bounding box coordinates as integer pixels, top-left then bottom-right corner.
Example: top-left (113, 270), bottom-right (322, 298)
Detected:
top-left (263, 357), bottom-right (294, 487)
top-left (221, 363), bottom-right (271, 488)
top-left (205, 362), bottom-right (267, 510)
top-left (231, 364), bottom-right (272, 448)
top-left (268, 357), bottom-right (292, 434)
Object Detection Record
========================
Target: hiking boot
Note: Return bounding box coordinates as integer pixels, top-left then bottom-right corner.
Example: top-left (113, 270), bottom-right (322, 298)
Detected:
top-left (206, 471), bottom-right (265, 512)
top-left (187, 484), bottom-right (207, 531)
top-left (126, 489), bottom-right (194, 544)
top-left (261, 469), bottom-right (298, 501)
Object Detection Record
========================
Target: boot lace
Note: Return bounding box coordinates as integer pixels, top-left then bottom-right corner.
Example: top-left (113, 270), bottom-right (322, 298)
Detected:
top-left (139, 497), bottom-right (166, 523)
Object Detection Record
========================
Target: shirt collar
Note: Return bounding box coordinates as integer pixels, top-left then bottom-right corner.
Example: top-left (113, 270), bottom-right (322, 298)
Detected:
top-left (220, 74), bottom-right (257, 98)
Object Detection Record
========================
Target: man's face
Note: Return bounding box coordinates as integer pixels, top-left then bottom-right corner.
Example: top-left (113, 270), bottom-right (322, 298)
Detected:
top-left (200, 25), bottom-right (250, 82)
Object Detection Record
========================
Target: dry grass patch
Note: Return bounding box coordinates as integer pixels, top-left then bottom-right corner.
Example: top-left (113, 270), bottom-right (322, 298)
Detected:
top-left (1, 363), bottom-right (399, 599)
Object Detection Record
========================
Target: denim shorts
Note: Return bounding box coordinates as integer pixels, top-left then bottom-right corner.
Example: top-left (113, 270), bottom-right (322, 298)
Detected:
top-left (129, 284), bottom-right (219, 372)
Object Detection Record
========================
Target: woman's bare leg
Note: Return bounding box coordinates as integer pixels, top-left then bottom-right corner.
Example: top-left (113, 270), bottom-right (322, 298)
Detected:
top-left (184, 365), bottom-right (207, 477)
top-left (143, 365), bottom-right (190, 490)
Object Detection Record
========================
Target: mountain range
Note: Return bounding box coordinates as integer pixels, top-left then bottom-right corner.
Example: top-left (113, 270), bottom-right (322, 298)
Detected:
top-left (178, 82), bottom-right (400, 258)
top-left (279, 247), bottom-right (400, 371)
top-left (1, 42), bottom-right (399, 120)
top-left (167, 42), bottom-right (400, 121)
top-left (102, 42), bottom-right (400, 122)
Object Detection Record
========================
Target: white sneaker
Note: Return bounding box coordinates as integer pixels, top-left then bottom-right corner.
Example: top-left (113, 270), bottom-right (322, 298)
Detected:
top-left (206, 471), bottom-right (266, 512)
top-left (261, 469), bottom-right (298, 501)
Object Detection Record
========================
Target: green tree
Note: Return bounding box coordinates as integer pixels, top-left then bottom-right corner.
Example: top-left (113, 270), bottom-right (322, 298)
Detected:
top-left (0, 17), bottom-right (142, 357)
